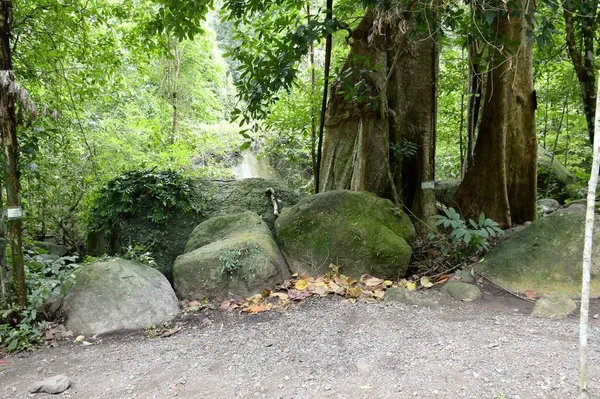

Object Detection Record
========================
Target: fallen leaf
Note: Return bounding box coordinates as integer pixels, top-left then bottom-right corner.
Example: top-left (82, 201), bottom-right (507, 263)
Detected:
top-left (436, 275), bottom-right (450, 284)
top-left (249, 304), bottom-right (267, 314)
top-left (524, 289), bottom-right (539, 300)
top-left (328, 281), bottom-right (345, 295)
top-left (270, 292), bottom-right (289, 301)
top-left (420, 276), bottom-right (434, 288)
top-left (160, 328), bottom-right (182, 338)
top-left (372, 289), bottom-right (385, 299)
top-left (384, 280), bottom-right (393, 287)
top-left (291, 273), bottom-right (299, 278)
top-left (82, 341), bottom-right (94, 346)
top-left (364, 277), bottom-right (384, 287)
top-left (295, 279), bottom-right (308, 291)
top-left (0, 359), bottom-right (8, 366)
top-left (487, 342), bottom-right (499, 348)
top-left (397, 279), bottom-right (408, 287)
top-left (74, 335), bottom-right (85, 343)
top-left (345, 286), bottom-right (363, 298)
top-left (261, 288), bottom-right (271, 297)
top-left (220, 299), bottom-right (236, 310)
top-left (358, 385), bottom-right (372, 390)
top-left (406, 281), bottom-right (417, 291)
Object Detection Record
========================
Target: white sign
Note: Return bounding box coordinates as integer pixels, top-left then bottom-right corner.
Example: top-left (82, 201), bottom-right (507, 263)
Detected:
top-left (7, 206), bottom-right (22, 220)
top-left (421, 181), bottom-right (435, 190)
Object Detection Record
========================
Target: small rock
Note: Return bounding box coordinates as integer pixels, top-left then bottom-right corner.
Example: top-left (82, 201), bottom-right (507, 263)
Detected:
top-left (537, 199), bottom-right (560, 215)
top-left (384, 287), bottom-right (436, 307)
top-left (441, 281), bottom-right (482, 302)
top-left (531, 292), bottom-right (576, 319)
top-left (29, 374), bottom-right (71, 394)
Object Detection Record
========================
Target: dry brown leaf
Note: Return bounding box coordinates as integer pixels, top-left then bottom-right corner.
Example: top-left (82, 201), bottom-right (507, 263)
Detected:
top-left (364, 277), bottom-right (384, 287)
top-left (524, 289), bottom-right (539, 300)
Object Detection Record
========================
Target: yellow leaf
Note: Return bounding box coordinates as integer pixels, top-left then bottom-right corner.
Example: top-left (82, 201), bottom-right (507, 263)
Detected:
top-left (420, 276), bottom-right (434, 288)
top-left (384, 280), bottom-right (393, 287)
top-left (291, 273), bottom-right (299, 277)
top-left (406, 281), bottom-right (417, 291)
top-left (74, 335), bottom-right (85, 343)
top-left (328, 281), bottom-right (345, 295)
top-left (270, 292), bottom-right (289, 301)
top-left (295, 279), bottom-right (308, 291)
top-left (372, 289), bottom-right (385, 299)
top-left (346, 286), bottom-right (363, 298)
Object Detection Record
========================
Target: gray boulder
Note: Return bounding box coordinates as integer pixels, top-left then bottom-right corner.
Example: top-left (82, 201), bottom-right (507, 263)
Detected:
top-left (275, 190), bottom-right (415, 279)
top-left (441, 281), bottom-right (482, 301)
top-left (475, 212), bottom-right (600, 297)
top-left (174, 212), bottom-right (288, 299)
top-left (29, 375), bottom-right (71, 394)
top-left (434, 180), bottom-right (460, 207)
top-left (558, 203), bottom-right (586, 214)
top-left (537, 198), bottom-right (560, 215)
top-left (531, 292), bottom-right (577, 318)
top-left (63, 258), bottom-right (179, 335)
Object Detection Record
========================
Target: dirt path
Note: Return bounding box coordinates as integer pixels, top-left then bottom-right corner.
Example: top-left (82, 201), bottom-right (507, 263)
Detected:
top-left (1, 285), bottom-right (599, 399)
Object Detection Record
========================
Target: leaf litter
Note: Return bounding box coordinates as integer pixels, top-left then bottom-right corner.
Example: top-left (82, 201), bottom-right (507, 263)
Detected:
top-left (220, 264), bottom-right (448, 315)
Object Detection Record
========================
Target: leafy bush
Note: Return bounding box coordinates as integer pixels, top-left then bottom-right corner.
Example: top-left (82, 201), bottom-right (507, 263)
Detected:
top-left (1, 253), bottom-right (81, 353)
top-left (429, 207), bottom-right (503, 263)
top-left (87, 169), bottom-right (208, 234)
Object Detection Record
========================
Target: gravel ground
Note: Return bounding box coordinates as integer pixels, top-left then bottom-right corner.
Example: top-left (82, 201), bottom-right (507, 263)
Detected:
top-left (1, 286), bottom-right (599, 399)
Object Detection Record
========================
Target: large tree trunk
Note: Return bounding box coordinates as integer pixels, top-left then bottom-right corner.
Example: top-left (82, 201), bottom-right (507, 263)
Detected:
top-left (388, 7), bottom-right (439, 234)
top-left (0, 0), bottom-right (26, 307)
top-left (319, 5), bottom-right (439, 235)
top-left (453, 0), bottom-right (536, 228)
top-left (319, 13), bottom-right (389, 195)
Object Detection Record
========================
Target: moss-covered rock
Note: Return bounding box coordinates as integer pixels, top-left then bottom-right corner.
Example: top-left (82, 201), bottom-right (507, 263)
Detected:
top-left (441, 281), bottom-right (482, 301)
top-left (475, 212), bottom-right (600, 297)
top-left (275, 190), bottom-right (415, 279)
top-left (174, 212), bottom-right (288, 299)
top-left (88, 178), bottom-right (300, 281)
top-left (62, 258), bottom-right (179, 335)
top-left (531, 292), bottom-right (576, 318)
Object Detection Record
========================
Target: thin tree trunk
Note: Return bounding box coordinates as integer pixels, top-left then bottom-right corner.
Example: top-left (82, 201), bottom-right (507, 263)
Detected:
top-left (462, 33), bottom-right (482, 175)
top-left (307, 2), bottom-right (317, 181)
top-left (315, 0), bottom-right (333, 194)
top-left (459, 48), bottom-right (466, 173)
top-left (563, 0), bottom-right (598, 145)
top-left (0, 181), bottom-right (7, 308)
top-left (578, 75), bottom-right (600, 399)
top-left (0, 0), bottom-right (25, 308)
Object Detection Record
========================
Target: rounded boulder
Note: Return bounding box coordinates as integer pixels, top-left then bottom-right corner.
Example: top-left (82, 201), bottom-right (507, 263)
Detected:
top-left (62, 258), bottom-right (179, 335)
top-left (275, 190), bottom-right (415, 279)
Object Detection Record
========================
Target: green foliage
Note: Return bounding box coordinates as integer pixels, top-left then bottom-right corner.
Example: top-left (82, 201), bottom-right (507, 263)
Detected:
top-left (390, 139), bottom-right (418, 162)
top-left (87, 169), bottom-right (207, 234)
top-left (1, 252), bottom-right (81, 353)
top-left (429, 207), bottom-right (503, 263)
top-left (123, 244), bottom-right (158, 267)
top-left (218, 243), bottom-right (260, 276)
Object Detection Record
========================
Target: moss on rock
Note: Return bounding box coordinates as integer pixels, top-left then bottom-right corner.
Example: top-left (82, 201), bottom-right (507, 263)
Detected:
top-left (275, 190), bottom-right (415, 279)
top-left (475, 212), bottom-right (600, 297)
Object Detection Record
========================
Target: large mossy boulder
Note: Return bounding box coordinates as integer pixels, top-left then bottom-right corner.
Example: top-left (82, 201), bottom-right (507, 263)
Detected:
top-left (174, 211), bottom-right (288, 300)
top-left (275, 190), bottom-right (415, 279)
top-left (62, 258), bottom-right (179, 335)
top-left (475, 212), bottom-right (600, 297)
top-left (88, 177), bottom-right (300, 281)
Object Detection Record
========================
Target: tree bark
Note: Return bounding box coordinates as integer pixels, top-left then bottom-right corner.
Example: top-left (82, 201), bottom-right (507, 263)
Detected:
top-left (388, 6), bottom-right (439, 234)
top-left (462, 34), bottom-right (483, 175)
top-left (0, 0), bottom-right (26, 307)
top-left (578, 75), bottom-right (600, 399)
top-left (454, 0), bottom-right (536, 227)
top-left (319, 4), bottom-right (439, 235)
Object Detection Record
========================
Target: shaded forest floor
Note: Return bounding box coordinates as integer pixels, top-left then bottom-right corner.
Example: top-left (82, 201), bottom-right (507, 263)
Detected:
top-left (2, 283), bottom-right (600, 399)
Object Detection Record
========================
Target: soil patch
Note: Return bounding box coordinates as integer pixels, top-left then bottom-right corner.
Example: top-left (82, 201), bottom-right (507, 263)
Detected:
top-left (2, 283), bottom-right (600, 399)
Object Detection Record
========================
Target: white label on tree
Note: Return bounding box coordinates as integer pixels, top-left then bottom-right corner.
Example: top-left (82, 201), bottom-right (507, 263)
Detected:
top-left (421, 181), bottom-right (435, 190)
top-left (7, 206), bottom-right (22, 220)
